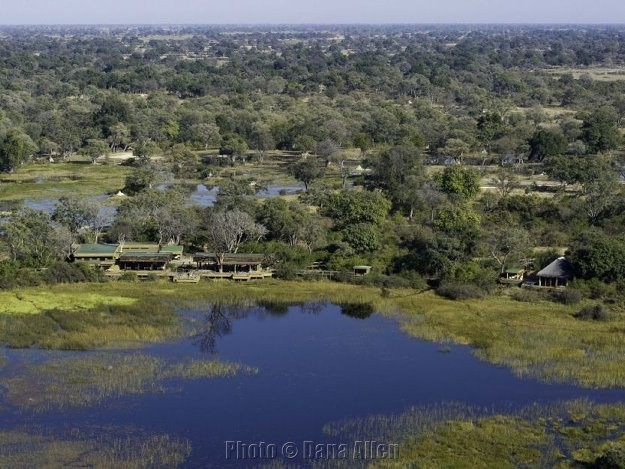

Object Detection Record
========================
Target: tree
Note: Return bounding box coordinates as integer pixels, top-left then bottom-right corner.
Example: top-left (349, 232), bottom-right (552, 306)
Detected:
top-left (167, 144), bottom-right (198, 178)
top-left (81, 139), bottom-right (110, 165)
top-left (477, 112), bottom-right (504, 154)
top-left (322, 190), bottom-right (390, 229)
top-left (578, 158), bottom-right (619, 225)
top-left (133, 140), bottom-right (161, 159)
top-left (52, 197), bottom-right (102, 242)
top-left (190, 122), bottom-right (221, 150)
top-left (582, 108), bottom-right (622, 154)
top-left (124, 160), bottom-right (170, 194)
top-left (352, 133), bottom-right (372, 156)
top-left (437, 166), bottom-right (481, 201)
top-left (113, 188), bottom-right (192, 244)
top-left (214, 179), bottom-right (257, 212)
top-left (440, 138), bottom-right (470, 163)
top-left (342, 223), bottom-right (381, 253)
top-left (107, 123), bottom-right (130, 152)
top-left (316, 138), bottom-right (340, 166)
top-left (490, 167), bottom-right (519, 199)
top-left (293, 135), bottom-right (316, 154)
top-left (249, 124), bottom-right (275, 163)
top-left (2, 208), bottom-right (60, 266)
top-left (0, 130), bottom-right (37, 172)
top-left (368, 145), bottom-right (424, 218)
top-left (483, 226), bottom-right (530, 273)
top-left (290, 158), bottom-right (325, 191)
top-left (570, 231), bottom-right (625, 282)
top-left (528, 128), bottom-right (567, 162)
top-left (203, 209), bottom-right (267, 271)
top-left (220, 134), bottom-right (248, 163)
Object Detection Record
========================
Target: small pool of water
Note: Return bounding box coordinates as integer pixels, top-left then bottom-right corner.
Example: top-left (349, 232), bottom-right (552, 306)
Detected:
top-left (1, 303), bottom-right (623, 467)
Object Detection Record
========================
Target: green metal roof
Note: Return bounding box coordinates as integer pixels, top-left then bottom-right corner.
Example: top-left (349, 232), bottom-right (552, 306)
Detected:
top-left (159, 245), bottom-right (184, 254)
top-left (73, 244), bottom-right (120, 256)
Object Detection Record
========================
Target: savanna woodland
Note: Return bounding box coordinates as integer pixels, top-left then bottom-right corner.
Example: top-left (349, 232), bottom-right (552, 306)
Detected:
top-left (1, 24), bottom-right (625, 468)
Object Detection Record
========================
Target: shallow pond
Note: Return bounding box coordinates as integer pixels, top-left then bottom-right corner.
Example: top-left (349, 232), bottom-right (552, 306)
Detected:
top-left (1, 303), bottom-right (624, 467)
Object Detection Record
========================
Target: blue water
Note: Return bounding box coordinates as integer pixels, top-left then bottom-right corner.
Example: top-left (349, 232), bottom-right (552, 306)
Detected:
top-left (1, 303), bottom-right (624, 468)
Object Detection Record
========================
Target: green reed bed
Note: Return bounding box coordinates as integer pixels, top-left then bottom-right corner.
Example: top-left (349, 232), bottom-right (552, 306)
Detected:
top-left (2, 352), bottom-right (257, 411)
top-left (323, 400), bottom-right (625, 469)
top-left (0, 428), bottom-right (191, 468)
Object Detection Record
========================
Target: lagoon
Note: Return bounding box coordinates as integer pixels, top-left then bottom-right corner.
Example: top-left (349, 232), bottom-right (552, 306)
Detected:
top-left (1, 302), bottom-right (623, 467)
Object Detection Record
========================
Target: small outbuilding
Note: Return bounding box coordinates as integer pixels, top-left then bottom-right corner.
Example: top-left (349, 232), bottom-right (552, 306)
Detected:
top-left (353, 265), bottom-right (372, 276)
top-left (536, 257), bottom-right (574, 287)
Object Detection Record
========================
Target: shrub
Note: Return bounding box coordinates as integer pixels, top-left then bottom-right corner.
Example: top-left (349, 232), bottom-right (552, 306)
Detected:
top-left (591, 445), bottom-right (625, 469)
top-left (510, 289), bottom-right (546, 303)
top-left (436, 283), bottom-right (485, 300)
top-left (119, 271), bottom-right (138, 282)
top-left (41, 262), bottom-right (90, 285)
top-left (574, 304), bottom-right (611, 322)
top-left (549, 289), bottom-right (582, 305)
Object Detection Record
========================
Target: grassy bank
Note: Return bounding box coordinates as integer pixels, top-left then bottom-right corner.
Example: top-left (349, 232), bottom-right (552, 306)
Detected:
top-left (323, 400), bottom-right (625, 468)
top-left (1, 280), bottom-right (624, 388)
top-left (3, 352), bottom-right (256, 410)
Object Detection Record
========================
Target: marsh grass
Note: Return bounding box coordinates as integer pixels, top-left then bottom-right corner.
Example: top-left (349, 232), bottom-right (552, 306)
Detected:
top-left (0, 428), bottom-right (191, 468)
top-left (324, 400), bottom-right (625, 469)
top-left (2, 352), bottom-right (256, 411)
top-left (3, 280), bottom-right (625, 388)
top-left (0, 161), bottom-right (130, 201)
top-left (0, 301), bottom-right (180, 349)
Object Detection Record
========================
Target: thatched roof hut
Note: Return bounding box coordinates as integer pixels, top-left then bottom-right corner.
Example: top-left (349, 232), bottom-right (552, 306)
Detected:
top-left (536, 257), bottom-right (574, 287)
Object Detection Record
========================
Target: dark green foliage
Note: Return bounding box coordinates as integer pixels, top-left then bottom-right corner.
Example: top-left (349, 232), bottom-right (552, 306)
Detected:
top-left (574, 304), bottom-right (611, 321)
top-left (437, 166), bottom-right (481, 201)
top-left (570, 231), bottom-right (625, 283)
top-left (582, 108), bottom-right (622, 154)
top-left (436, 283), bottom-right (486, 300)
top-left (322, 190), bottom-right (391, 228)
top-left (290, 158), bottom-right (325, 191)
top-left (549, 289), bottom-right (582, 305)
top-left (510, 289), bottom-right (547, 303)
top-left (367, 145), bottom-right (424, 216)
top-left (0, 129), bottom-right (37, 172)
top-left (41, 262), bottom-right (101, 285)
top-left (341, 223), bottom-right (381, 253)
top-left (528, 128), bottom-right (567, 161)
top-left (591, 446), bottom-right (625, 469)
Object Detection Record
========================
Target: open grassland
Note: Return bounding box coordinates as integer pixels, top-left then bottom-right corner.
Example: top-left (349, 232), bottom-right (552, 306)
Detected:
top-left (1, 281), bottom-right (624, 388)
top-left (0, 429), bottom-right (191, 468)
top-left (323, 400), bottom-right (625, 468)
top-left (2, 352), bottom-right (256, 410)
top-left (544, 66), bottom-right (625, 82)
top-left (0, 160), bottom-right (130, 201)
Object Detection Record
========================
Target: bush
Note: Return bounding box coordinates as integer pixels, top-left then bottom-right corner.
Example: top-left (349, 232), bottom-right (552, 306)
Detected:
top-left (119, 271), bottom-right (138, 282)
top-left (574, 304), bottom-right (611, 322)
top-left (549, 289), bottom-right (582, 305)
top-left (436, 283), bottom-right (485, 300)
top-left (41, 262), bottom-right (90, 285)
top-left (510, 289), bottom-right (546, 303)
top-left (591, 445), bottom-right (625, 469)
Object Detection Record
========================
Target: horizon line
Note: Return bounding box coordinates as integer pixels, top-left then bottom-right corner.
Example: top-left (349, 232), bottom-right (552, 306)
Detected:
top-left (1, 22), bottom-right (625, 27)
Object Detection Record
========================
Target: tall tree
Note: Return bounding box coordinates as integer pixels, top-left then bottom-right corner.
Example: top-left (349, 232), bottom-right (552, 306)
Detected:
top-left (0, 130), bottom-right (37, 173)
